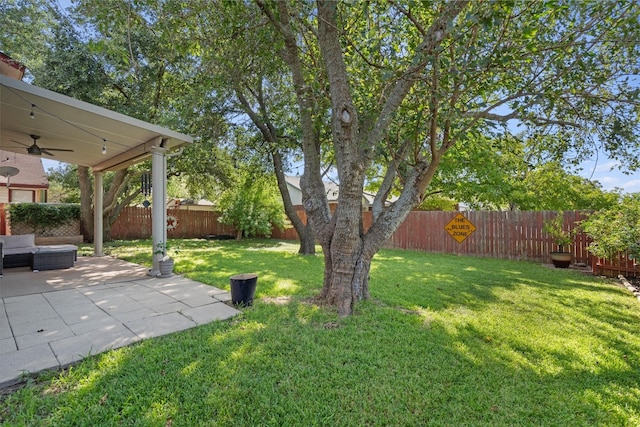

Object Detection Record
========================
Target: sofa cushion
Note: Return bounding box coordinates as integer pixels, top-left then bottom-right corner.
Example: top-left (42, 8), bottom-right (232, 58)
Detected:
top-left (36, 245), bottom-right (78, 253)
top-left (0, 234), bottom-right (36, 249)
top-left (3, 246), bottom-right (38, 256)
top-left (1, 234), bottom-right (38, 257)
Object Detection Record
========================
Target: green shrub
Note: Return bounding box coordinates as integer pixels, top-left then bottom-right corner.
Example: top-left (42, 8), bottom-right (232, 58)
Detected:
top-left (7, 203), bottom-right (81, 234)
top-left (582, 193), bottom-right (640, 261)
top-left (414, 194), bottom-right (458, 211)
top-left (542, 212), bottom-right (579, 252)
top-left (218, 174), bottom-right (288, 239)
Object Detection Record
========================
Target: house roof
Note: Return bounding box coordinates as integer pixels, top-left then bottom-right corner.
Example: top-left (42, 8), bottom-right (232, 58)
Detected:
top-left (0, 75), bottom-right (193, 172)
top-left (0, 52), bottom-right (26, 80)
top-left (285, 175), bottom-right (370, 203)
top-left (285, 175), bottom-right (339, 202)
top-left (0, 150), bottom-right (47, 188)
top-left (285, 175), bottom-right (393, 206)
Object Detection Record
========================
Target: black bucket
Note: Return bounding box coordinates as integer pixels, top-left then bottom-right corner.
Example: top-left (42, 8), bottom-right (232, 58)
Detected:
top-left (230, 273), bottom-right (258, 306)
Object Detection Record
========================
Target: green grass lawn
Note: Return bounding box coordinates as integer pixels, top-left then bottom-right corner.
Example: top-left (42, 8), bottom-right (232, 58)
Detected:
top-left (3, 238), bottom-right (640, 426)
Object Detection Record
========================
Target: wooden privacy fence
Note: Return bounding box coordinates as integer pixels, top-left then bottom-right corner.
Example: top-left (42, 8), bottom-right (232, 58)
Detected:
top-left (271, 209), bottom-right (638, 278)
top-left (384, 210), bottom-right (590, 263)
top-left (112, 207), bottom-right (637, 278)
top-left (384, 210), bottom-right (637, 277)
top-left (110, 206), bottom-right (235, 239)
top-left (274, 210), bottom-right (590, 262)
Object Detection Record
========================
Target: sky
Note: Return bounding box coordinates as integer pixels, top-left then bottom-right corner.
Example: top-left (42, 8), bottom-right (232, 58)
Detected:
top-left (578, 157), bottom-right (640, 194)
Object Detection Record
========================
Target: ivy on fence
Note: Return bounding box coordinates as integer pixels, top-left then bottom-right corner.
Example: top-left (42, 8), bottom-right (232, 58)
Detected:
top-left (7, 203), bottom-right (80, 234)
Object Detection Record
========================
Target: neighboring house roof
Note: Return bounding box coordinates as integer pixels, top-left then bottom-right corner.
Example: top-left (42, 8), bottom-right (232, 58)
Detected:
top-left (0, 150), bottom-right (48, 188)
top-left (167, 198), bottom-right (214, 207)
top-left (0, 52), bottom-right (26, 80)
top-left (285, 175), bottom-right (340, 204)
top-left (285, 175), bottom-right (384, 207)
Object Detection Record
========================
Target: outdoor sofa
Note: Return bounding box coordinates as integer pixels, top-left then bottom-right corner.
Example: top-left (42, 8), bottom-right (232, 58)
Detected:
top-left (0, 233), bottom-right (78, 275)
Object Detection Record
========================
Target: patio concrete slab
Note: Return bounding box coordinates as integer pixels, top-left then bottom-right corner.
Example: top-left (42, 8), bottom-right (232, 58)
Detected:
top-left (0, 337), bottom-right (16, 354)
top-left (50, 325), bottom-right (141, 366)
top-left (11, 315), bottom-right (70, 340)
top-left (43, 288), bottom-right (95, 308)
top-left (125, 311), bottom-right (197, 339)
top-left (2, 343), bottom-right (59, 381)
top-left (0, 256), bottom-right (241, 388)
top-left (68, 316), bottom-right (125, 336)
top-left (147, 300), bottom-right (191, 314)
top-left (0, 316), bottom-right (12, 340)
top-left (111, 307), bottom-right (159, 323)
top-left (54, 304), bottom-right (115, 326)
top-left (14, 323), bottom-right (76, 350)
top-left (183, 302), bottom-right (240, 325)
top-left (127, 290), bottom-right (178, 305)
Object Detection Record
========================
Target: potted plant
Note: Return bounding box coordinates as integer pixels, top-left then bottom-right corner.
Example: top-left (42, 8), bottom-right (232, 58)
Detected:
top-left (154, 242), bottom-right (177, 277)
top-left (543, 213), bottom-right (578, 268)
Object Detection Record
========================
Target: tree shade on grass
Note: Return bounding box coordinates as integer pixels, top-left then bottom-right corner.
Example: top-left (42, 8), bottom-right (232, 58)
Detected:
top-left (2, 239), bottom-right (639, 426)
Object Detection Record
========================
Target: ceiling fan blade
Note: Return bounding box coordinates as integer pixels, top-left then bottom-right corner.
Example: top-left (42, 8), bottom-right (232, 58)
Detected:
top-left (9, 139), bottom-right (29, 148)
top-left (41, 148), bottom-right (74, 152)
top-left (7, 135), bottom-right (74, 156)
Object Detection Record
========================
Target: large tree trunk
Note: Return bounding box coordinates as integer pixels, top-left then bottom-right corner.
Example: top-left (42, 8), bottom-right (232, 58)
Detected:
top-left (297, 225), bottom-right (316, 254)
top-left (312, 1), bottom-right (460, 315)
top-left (272, 151), bottom-right (316, 255)
top-left (103, 168), bottom-right (137, 242)
top-left (263, 0), bottom-right (465, 315)
top-left (314, 1), bottom-right (370, 316)
top-left (317, 211), bottom-right (372, 316)
top-left (77, 167), bottom-right (138, 243)
top-left (78, 166), bottom-right (94, 243)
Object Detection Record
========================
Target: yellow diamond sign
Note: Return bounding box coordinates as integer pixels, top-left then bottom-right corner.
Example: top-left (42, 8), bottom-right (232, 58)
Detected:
top-left (445, 213), bottom-right (476, 243)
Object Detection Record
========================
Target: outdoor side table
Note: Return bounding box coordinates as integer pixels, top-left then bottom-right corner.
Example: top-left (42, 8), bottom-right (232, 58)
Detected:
top-left (31, 245), bottom-right (78, 271)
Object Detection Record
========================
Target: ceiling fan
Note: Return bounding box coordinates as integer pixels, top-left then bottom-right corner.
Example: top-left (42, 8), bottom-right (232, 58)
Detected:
top-left (10, 134), bottom-right (74, 157)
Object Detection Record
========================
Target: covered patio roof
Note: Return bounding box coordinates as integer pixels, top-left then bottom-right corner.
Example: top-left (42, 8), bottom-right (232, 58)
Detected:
top-left (0, 74), bottom-right (193, 271)
top-left (0, 75), bottom-right (193, 171)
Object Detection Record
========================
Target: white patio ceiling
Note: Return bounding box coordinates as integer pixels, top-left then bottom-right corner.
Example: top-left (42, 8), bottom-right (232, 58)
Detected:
top-left (0, 75), bottom-right (193, 171)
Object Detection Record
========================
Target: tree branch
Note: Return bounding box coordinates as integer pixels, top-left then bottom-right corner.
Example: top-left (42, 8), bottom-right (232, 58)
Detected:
top-left (388, 1), bottom-right (426, 37)
top-left (256, 0), bottom-right (332, 239)
top-left (466, 110), bottom-right (580, 128)
top-left (368, 1), bottom-right (469, 151)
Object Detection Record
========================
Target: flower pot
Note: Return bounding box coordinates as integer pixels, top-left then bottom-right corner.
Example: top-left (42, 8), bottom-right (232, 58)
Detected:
top-left (230, 273), bottom-right (258, 306)
top-left (550, 252), bottom-right (572, 268)
top-left (158, 258), bottom-right (174, 277)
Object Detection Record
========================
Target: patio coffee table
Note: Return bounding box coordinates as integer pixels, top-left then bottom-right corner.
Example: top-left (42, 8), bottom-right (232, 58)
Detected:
top-left (31, 245), bottom-right (78, 271)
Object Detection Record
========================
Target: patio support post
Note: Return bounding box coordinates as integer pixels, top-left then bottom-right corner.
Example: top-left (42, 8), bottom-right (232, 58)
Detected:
top-left (93, 171), bottom-right (104, 256)
top-left (149, 141), bottom-right (168, 276)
